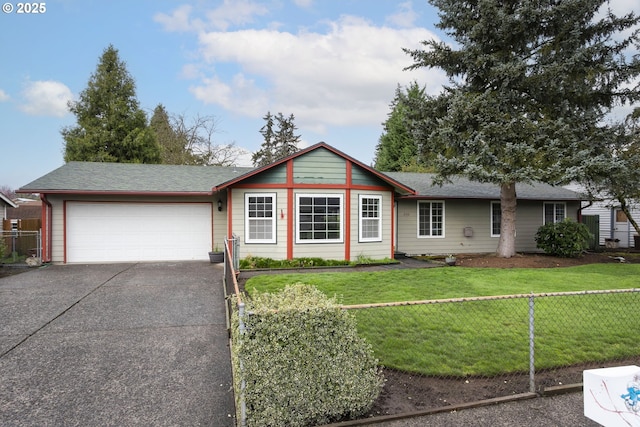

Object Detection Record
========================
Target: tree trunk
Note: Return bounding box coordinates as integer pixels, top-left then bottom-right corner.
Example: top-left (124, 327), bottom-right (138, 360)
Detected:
top-left (497, 182), bottom-right (517, 258)
top-left (619, 197), bottom-right (640, 236)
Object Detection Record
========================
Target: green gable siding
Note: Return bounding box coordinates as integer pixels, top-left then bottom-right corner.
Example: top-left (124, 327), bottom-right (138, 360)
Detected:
top-left (351, 164), bottom-right (388, 187)
top-left (241, 164), bottom-right (287, 184)
top-left (293, 148), bottom-right (346, 184)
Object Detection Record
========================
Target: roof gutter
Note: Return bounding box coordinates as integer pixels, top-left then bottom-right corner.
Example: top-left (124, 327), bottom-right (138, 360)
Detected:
top-left (22, 190), bottom-right (215, 197)
top-left (397, 194), bottom-right (583, 201)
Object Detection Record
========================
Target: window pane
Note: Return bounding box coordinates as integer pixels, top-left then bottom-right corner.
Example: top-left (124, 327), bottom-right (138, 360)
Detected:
top-left (555, 204), bottom-right (565, 222)
top-left (362, 218), bottom-right (378, 239)
top-left (360, 196), bottom-right (380, 241)
top-left (246, 194), bottom-right (275, 242)
top-left (492, 203), bottom-right (501, 236)
top-left (617, 209), bottom-right (628, 222)
top-left (418, 202), bottom-right (445, 237)
top-left (544, 203), bottom-right (565, 224)
top-left (544, 204), bottom-right (554, 224)
top-left (297, 195), bottom-right (342, 242)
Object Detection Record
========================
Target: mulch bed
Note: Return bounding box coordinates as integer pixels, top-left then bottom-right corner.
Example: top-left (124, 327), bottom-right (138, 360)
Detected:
top-left (366, 358), bottom-right (639, 419)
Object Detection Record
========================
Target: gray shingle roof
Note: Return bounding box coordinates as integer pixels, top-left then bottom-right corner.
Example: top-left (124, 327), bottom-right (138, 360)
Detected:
top-left (20, 161), bottom-right (581, 201)
top-left (384, 172), bottom-right (581, 200)
top-left (20, 162), bottom-right (254, 193)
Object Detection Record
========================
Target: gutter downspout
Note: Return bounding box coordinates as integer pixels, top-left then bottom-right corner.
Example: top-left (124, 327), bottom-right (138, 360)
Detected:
top-left (40, 194), bottom-right (52, 263)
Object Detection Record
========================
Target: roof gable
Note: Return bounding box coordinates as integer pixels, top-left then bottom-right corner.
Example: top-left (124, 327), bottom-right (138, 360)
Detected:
top-left (216, 142), bottom-right (415, 194)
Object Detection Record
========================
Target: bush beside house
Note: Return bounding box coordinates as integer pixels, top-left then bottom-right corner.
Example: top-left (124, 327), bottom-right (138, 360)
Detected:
top-left (535, 219), bottom-right (592, 257)
top-left (231, 284), bottom-right (383, 427)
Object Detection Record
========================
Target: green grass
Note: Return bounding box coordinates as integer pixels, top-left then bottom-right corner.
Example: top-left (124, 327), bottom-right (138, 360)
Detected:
top-left (246, 264), bottom-right (640, 376)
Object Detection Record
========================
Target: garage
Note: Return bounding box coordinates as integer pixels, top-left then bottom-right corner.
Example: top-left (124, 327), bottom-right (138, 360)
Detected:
top-left (66, 202), bottom-right (212, 263)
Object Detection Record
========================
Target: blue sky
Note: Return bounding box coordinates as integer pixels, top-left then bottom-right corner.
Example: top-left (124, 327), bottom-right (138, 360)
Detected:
top-left (0, 0), bottom-right (637, 190)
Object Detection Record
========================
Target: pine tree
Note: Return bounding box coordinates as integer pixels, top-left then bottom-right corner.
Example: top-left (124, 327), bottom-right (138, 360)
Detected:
top-left (252, 112), bottom-right (277, 167)
top-left (374, 83), bottom-right (427, 172)
top-left (62, 45), bottom-right (160, 163)
top-left (252, 112), bottom-right (301, 167)
top-left (150, 104), bottom-right (190, 165)
top-left (405, 0), bottom-right (640, 257)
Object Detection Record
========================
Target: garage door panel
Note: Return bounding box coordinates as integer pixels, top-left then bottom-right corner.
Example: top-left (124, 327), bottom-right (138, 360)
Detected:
top-left (66, 203), bottom-right (212, 263)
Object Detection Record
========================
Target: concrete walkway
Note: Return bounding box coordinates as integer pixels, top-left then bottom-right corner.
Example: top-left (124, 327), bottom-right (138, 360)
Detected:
top-left (0, 262), bottom-right (235, 426)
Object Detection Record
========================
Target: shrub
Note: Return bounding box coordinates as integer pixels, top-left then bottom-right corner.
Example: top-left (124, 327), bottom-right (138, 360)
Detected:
top-left (231, 284), bottom-right (383, 427)
top-left (239, 255), bottom-right (354, 269)
top-left (239, 255), bottom-right (397, 269)
top-left (0, 238), bottom-right (6, 260)
top-left (535, 219), bottom-right (592, 257)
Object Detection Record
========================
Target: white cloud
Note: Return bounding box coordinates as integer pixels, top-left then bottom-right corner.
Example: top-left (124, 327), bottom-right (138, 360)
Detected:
top-left (19, 80), bottom-right (73, 117)
top-left (189, 15), bottom-right (446, 132)
top-left (154, 5), bottom-right (199, 32)
top-left (206, 0), bottom-right (269, 31)
top-left (386, 1), bottom-right (419, 28)
top-left (0, 89), bottom-right (9, 102)
top-left (292, 0), bottom-right (313, 8)
top-left (154, 0), bottom-right (268, 32)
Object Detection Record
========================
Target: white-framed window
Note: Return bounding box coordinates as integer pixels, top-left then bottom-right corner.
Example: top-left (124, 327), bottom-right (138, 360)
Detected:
top-left (359, 195), bottom-right (382, 242)
top-left (491, 201), bottom-right (501, 237)
top-left (417, 201), bottom-right (444, 238)
top-left (543, 202), bottom-right (566, 225)
top-left (296, 194), bottom-right (343, 243)
top-left (245, 193), bottom-right (276, 243)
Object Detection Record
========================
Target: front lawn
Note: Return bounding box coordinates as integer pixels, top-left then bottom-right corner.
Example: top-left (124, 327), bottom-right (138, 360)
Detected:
top-left (245, 264), bottom-right (640, 376)
top-left (245, 264), bottom-right (640, 304)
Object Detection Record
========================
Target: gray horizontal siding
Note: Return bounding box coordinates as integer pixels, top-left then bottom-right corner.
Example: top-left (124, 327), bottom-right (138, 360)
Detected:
top-left (396, 199), bottom-right (580, 256)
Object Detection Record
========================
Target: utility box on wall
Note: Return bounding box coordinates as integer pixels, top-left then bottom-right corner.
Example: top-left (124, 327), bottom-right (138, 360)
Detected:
top-left (463, 227), bottom-right (473, 237)
top-left (584, 365), bottom-right (640, 426)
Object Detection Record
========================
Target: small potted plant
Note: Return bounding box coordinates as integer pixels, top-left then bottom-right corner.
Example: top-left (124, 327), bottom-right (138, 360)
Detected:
top-left (444, 254), bottom-right (457, 266)
top-left (208, 244), bottom-right (224, 263)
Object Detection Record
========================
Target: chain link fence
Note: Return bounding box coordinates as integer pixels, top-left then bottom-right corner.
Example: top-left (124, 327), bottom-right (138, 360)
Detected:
top-left (0, 230), bottom-right (41, 263)
top-left (225, 249), bottom-right (640, 419)
top-left (344, 289), bottom-right (640, 410)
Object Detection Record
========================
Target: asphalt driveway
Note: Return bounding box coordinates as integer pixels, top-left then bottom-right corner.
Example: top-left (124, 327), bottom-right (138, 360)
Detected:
top-left (0, 262), bottom-right (235, 426)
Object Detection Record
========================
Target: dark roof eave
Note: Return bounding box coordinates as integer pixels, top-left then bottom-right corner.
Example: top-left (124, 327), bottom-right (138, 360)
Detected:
top-left (22, 189), bottom-right (214, 197)
top-left (398, 194), bottom-right (584, 201)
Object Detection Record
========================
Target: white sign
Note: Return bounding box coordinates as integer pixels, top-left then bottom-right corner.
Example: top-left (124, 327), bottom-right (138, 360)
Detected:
top-left (584, 365), bottom-right (640, 426)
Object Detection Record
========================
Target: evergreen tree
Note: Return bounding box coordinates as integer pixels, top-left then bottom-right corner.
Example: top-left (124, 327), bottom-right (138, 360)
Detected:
top-left (405, 0), bottom-right (640, 257)
top-left (276, 113), bottom-right (301, 159)
top-left (150, 104), bottom-right (191, 165)
top-left (62, 45), bottom-right (160, 163)
top-left (374, 83), bottom-right (428, 171)
top-left (252, 112), bottom-right (301, 167)
top-left (252, 112), bottom-right (277, 167)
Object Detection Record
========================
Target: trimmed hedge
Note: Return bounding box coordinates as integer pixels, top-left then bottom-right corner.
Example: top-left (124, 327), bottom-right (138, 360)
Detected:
top-left (231, 284), bottom-right (383, 427)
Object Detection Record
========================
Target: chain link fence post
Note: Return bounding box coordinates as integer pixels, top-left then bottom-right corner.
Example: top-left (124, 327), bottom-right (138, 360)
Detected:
top-left (529, 292), bottom-right (535, 393)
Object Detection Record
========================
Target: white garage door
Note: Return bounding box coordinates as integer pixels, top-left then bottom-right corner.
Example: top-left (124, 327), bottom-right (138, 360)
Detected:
top-left (66, 202), bottom-right (212, 263)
